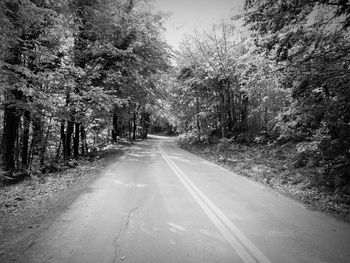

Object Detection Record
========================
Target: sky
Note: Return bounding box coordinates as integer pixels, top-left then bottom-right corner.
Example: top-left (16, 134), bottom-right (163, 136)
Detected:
top-left (153, 0), bottom-right (245, 50)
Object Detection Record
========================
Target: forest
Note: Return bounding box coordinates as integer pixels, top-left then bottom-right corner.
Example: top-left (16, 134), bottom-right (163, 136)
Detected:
top-left (0, 0), bottom-right (170, 181)
top-left (0, 0), bottom-right (349, 194)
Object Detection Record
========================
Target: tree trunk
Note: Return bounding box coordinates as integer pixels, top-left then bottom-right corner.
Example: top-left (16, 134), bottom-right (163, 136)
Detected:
top-left (140, 112), bottom-right (150, 139)
top-left (3, 94), bottom-right (21, 171)
top-left (21, 110), bottom-right (30, 168)
top-left (40, 118), bottom-right (51, 166)
top-left (29, 116), bottom-right (43, 165)
top-left (73, 122), bottom-right (80, 158)
top-left (241, 94), bottom-right (249, 132)
top-left (15, 123), bottom-right (21, 169)
top-left (229, 91), bottom-right (235, 130)
top-left (112, 112), bottom-right (118, 142)
top-left (60, 121), bottom-right (67, 161)
top-left (132, 114), bottom-right (137, 140)
top-left (196, 97), bottom-right (201, 141)
top-left (65, 120), bottom-right (74, 159)
top-left (225, 83), bottom-right (234, 132)
top-left (220, 94), bottom-right (227, 138)
top-left (140, 112), bottom-right (145, 138)
top-left (264, 104), bottom-right (268, 132)
top-left (80, 125), bottom-right (87, 156)
top-left (128, 119), bottom-right (132, 139)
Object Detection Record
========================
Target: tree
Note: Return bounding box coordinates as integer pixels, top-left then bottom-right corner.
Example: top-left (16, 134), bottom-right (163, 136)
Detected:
top-left (244, 0), bottom-right (350, 188)
top-left (168, 20), bottom-right (288, 142)
top-left (1, 0), bottom-right (63, 171)
top-left (175, 21), bottom-right (246, 138)
top-left (0, 0), bottom-right (171, 180)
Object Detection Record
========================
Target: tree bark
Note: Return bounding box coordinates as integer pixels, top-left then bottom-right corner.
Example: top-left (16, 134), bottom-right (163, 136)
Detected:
top-left (21, 110), bottom-right (31, 168)
top-left (60, 121), bottom-right (67, 161)
top-left (112, 111), bottom-right (118, 142)
top-left (3, 91), bottom-right (21, 171)
top-left (80, 125), bottom-right (87, 156)
top-left (264, 104), bottom-right (268, 132)
top-left (225, 82), bottom-right (234, 132)
top-left (128, 119), bottom-right (132, 139)
top-left (65, 120), bottom-right (74, 159)
top-left (140, 111), bottom-right (150, 139)
top-left (132, 114), bottom-right (137, 140)
top-left (40, 118), bottom-right (51, 166)
top-left (220, 94), bottom-right (227, 138)
top-left (73, 122), bottom-right (80, 158)
top-left (196, 97), bottom-right (201, 141)
top-left (29, 116), bottom-right (43, 165)
top-left (241, 94), bottom-right (249, 132)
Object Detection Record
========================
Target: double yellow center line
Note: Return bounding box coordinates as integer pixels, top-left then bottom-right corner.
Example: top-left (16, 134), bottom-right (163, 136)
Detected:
top-left (158, 144), bottom-right (272, 263)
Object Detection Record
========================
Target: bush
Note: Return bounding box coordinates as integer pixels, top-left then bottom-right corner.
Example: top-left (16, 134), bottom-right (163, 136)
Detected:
top-left (177, 131), bottom-right (200, 146)
top-left (217, 137), bottom-right (234, 151)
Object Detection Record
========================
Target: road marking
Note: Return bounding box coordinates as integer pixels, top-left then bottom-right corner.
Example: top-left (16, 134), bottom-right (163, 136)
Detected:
top-left (158, 144), bottom-right (272, 263)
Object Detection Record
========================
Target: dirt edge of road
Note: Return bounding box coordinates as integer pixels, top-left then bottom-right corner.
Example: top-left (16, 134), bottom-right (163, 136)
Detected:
top-left (0, 145), bottom-right (127, 262)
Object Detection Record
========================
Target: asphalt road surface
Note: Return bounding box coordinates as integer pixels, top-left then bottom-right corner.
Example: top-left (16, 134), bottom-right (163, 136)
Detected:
top-left (19, 135), bottom-right (350, 263)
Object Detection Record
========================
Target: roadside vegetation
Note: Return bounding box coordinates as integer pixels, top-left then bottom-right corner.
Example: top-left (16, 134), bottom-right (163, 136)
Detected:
top-left (163, 0), bottom-right (350, 219)
top-left (0, 0), bottom-right (170, 184)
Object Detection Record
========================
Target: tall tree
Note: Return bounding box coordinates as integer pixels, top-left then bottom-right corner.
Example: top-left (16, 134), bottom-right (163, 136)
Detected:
top-left (0, 0), bottom-right (171, 178)
top-left (244, 0), bottom-right (350, 188)
top-left (1, 0), bottom-right (62, 171)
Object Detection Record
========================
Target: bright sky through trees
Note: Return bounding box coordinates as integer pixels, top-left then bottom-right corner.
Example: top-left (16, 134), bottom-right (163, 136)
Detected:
top-left (154, 0), bottom-right (244, 49)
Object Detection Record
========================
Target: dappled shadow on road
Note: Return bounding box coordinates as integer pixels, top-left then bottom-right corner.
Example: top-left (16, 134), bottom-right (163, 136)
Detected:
top-left (127, 152), bottom-right (150, 158)
top-left (148, 134), bottom-right (176, 142)
top-left (168, 155), bottom-right (198, 164)
top-left (167, 222), bottom-right (187, 233)
top-left (113, 134), bottom-right (179, 164)
top-left (120, 140), bottom-right (161, 162)
top-left (122, 150), bottom-right (158, 160)
top-left (129, 146), bottom-right (143, 150)
top-left (111, 179), bottom-right (147, 188)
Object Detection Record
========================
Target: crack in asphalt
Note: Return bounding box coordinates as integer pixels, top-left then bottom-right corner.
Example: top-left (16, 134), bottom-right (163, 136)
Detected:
top-left (112, 200), bottom-right (142, 263)
top-left (112, 224), bottom-right (123, 263)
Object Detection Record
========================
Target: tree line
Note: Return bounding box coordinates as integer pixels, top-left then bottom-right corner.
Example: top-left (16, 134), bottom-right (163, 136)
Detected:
top-left (0, 0), bottom-right (170, 176)
top-left (164, 0), bottom-right (350, 190)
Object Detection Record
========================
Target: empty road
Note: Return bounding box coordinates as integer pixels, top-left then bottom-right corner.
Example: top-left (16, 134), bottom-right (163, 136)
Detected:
top-left (19, 135), bottom-right (350, 263)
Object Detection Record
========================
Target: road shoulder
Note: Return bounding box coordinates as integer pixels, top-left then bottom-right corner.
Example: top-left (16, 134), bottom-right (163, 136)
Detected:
top-left (0, 145), bottom-right (126, 262)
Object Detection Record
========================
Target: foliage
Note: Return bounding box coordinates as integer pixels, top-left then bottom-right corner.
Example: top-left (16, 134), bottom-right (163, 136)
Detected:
top-left (177, 131), bottom-right (204, 146)
top-left (244, 0), bottom-right (350, 189)
top-left (0, 0), bottom-right (170, 178)
top-left (167, 20), bottom-right (290, 143)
